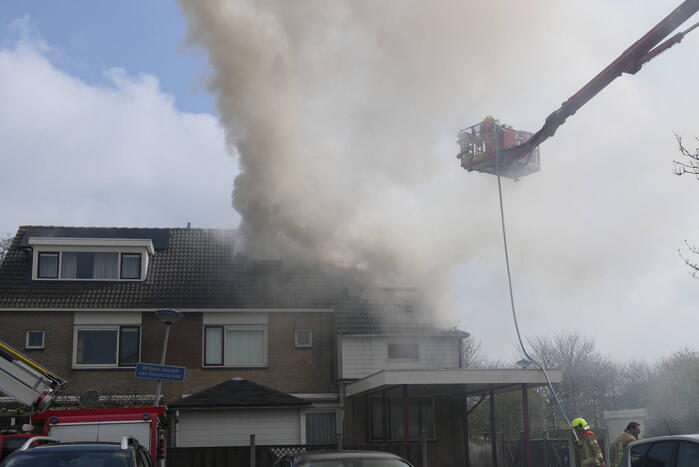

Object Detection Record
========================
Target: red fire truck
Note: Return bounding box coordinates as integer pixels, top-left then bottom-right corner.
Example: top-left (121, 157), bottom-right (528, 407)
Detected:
top-left (31, 406), bottom-right (167, 465)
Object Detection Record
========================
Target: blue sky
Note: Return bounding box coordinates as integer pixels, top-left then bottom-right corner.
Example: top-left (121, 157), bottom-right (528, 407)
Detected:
top-left (0, 2), bottom-right (237, 236)
top-left (0, 0), bottom-right (213, 115)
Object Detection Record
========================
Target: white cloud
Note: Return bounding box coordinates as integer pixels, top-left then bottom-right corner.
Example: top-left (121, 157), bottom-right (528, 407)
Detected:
top-left (0, 31), bottom-right (237, 236)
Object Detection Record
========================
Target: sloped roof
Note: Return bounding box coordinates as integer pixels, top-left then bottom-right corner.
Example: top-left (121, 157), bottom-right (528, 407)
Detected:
top-left (335, 304), bottom-right (468, 336)
top-left (0, 226), bottom-right (345, 309)
top-left (168, 378), bottom-right (311, 409)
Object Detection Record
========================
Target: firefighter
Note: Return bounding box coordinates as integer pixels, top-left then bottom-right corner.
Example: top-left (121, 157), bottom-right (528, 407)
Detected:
top-left (572, 417), bottom-right (606, 467)
top-left (609, 422), bottom-right (640, 467)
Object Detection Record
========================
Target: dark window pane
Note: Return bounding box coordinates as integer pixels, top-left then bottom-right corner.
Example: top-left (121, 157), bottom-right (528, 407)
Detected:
top-left (387, 343), bottom-right (418, 359)
top-left (630, 442), bottom-right (651, 467)
top-left (119, 327), bottom-right (140, 365)
top-left (38, 253), bottom-right (58, 278)
top-left (76, 252), bottom-right (95, 278)
top-left (76, 329), bottom-right (117, 365)
top-left (677, 441), bottom-right (699, 466)
top-left (121, 254), bottom-right (141, 279)
top-left (421, 401), bottom-right (434, 438)
top-left (389, 399), bottom-right (405, 441)
top-left (2, 437), bottom-right (30, 458)
top-left (306, 411), bottom-right (337, 445)
top-left (645, 441), bottom-right (676, 467)
top-left (370, 399), bottom-right (384, 440)
top-left (26, 331), bottom-right (44, 348)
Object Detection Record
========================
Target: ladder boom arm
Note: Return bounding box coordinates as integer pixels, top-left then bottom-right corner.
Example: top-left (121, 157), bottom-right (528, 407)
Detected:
top-left (504, 0), bottom-right (699, 159)
top-left (0, 339), bottom-right (65, 412)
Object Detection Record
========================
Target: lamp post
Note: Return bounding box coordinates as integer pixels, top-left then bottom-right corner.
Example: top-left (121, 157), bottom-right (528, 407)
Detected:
top-left (153, 308), bottom-right (183, 406)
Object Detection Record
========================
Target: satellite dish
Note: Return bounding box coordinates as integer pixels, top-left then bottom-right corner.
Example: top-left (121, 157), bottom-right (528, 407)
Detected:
top-left (79, 390), bottom-right (100, 409)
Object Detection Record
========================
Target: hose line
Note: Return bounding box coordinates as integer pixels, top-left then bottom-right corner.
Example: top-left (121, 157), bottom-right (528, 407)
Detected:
top-left (494, 134), bottom-right (578, 442)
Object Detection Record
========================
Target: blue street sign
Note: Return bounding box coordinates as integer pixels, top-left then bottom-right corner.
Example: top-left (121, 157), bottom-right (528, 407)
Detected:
top-left (135, 363), bottom-right (186, 382)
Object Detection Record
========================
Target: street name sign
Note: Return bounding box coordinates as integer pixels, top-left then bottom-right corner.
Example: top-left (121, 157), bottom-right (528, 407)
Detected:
top-left (135, 363), bottom-right (186, 382)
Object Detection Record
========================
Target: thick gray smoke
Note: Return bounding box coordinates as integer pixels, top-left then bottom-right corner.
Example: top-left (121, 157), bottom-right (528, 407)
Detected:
top-left (174, 0), bottom-right (577, 325)
top-left (175, 0), bottom-right (699, 343)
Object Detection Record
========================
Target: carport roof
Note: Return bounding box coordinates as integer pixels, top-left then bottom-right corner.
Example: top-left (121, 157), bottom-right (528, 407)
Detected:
top-left (169, 377), bottom-right (312, 409)
top-left (344, 368), bottom-right (563, 397)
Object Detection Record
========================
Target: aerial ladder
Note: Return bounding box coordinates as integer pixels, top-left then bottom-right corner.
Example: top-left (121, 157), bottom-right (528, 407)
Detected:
top-left (457, 0), bottom-right (699, 179)
top-left (0, 339), bottom-right (65, 413)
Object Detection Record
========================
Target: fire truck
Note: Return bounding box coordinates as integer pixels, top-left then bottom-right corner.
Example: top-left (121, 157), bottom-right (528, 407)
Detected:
top-left (0, 339), bottom-right (167, 464)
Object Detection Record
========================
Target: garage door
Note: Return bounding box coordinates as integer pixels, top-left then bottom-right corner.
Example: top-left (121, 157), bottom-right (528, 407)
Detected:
top-left (176, 409), bottom-right (301, 447)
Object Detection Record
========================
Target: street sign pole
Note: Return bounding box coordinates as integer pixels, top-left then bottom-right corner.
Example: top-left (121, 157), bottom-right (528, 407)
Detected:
top-left (153, 322), bottom-right (171, 405)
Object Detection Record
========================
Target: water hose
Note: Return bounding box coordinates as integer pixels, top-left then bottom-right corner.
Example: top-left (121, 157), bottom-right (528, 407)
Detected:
top-left (494, 129), bottom-right (579, 443)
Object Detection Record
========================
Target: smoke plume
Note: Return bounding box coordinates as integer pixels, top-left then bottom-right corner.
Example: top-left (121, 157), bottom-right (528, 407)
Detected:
top-left (174, 1), bottom-right (576, 322)
top-left (174, 0), bottom-right (699, 341)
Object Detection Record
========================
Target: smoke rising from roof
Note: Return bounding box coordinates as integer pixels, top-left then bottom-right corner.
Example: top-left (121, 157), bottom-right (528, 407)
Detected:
top-left (175, 0), bottom-right (699, 350)
top-left (174, 0), bottom-right (575, 324)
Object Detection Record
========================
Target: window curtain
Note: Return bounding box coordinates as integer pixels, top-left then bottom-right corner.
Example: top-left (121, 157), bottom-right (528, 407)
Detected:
top-left (225, 329), bottom-right (265, 365)
top-left (94, 253), bottom-right (118, 279)
top-left (61, 252), bottom-right (77, 278)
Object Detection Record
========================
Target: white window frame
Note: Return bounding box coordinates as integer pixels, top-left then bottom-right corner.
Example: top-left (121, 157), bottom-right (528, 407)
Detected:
top-left (29, 238), bottom-right (152, 282)
top-left (202, 325), bottom-right (268, 368)
top-left (72, 325), bottom-right (142, 369)
top-left (25, 330), bottom-right (45, 349)
top-left (294, 329), bottom-right (313, 348)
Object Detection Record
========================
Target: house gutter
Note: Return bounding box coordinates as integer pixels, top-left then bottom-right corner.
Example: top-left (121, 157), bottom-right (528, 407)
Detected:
top-left (170, 405), bottom-right (311, 410)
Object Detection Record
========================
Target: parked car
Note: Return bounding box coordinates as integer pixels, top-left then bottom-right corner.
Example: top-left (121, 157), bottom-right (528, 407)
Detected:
top-left (274, 450), bottom-right (415, 467)
top-left (0, 435), bottom-right (153, 467)
top-left (620, 434), bottom-right (699, 466)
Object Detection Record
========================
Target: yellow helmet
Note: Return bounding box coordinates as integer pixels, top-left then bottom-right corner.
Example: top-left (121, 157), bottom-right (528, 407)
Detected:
top-left (571, 417), bottom-right (589, 430)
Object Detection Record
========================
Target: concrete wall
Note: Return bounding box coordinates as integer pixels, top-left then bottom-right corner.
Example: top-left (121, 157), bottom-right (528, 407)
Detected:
top-left (340, 335), bottom-right (461, 379)
top-left (0, 310), bottom-right (336, 403)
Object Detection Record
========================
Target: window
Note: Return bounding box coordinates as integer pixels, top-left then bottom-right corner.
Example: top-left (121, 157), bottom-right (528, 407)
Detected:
top-left (370, 397), bottom-right (434, 441)
top-left (306, 411), bottom-right (337, 445)
top-left (204, 326), bottom-right (267, 367)
top-left (387, 342), bottom-right (419, 360)
top-left (34, 250), bottom-right (147, 280)
top-left (37, 253), bottom-right (58, 278)
top-left (630, 443), bottom-right (651, 467)
top-left (62, 252), bottom-right (118, 279)
top-left (74, 326), bottom-right (141, 367)
top-left (644, 441), bottom-right (676, 467)
top-left (25, 330), bottom-right (45, 349)
top-left (295, 329), bottom-right (312, 348)
top-left (121, 253), bottom-right (142, 279)
top-left (677, 441), bottom-right (699, 466)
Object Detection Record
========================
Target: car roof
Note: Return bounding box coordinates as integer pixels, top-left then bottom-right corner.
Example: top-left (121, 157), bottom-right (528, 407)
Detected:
top-left (290, 450), bottom-right (405, 462)
top-left (630, 434), bottom-right (699, 446)
top-left (19, 442), bottom-right (129, 452)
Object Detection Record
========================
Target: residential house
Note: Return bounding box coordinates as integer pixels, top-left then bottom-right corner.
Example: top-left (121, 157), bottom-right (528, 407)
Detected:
top-left (0, 226), bottom-right (342, 445)
top-left (0, 225), bottom-right (560, 467)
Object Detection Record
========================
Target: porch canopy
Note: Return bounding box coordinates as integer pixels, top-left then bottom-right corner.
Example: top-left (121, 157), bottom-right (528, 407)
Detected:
top-left (345, 368), bottom-right (562, 397)
top-left (344, 368), bottom-right (563, 467)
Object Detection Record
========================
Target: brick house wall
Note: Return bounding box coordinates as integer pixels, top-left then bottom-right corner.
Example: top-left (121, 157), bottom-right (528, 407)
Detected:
top-left (0, 310), bottom-right (336, 403)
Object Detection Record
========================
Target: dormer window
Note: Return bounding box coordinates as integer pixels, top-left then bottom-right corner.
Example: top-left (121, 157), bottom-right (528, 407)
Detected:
top-left (29, 238), bottom-right (153, 281)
